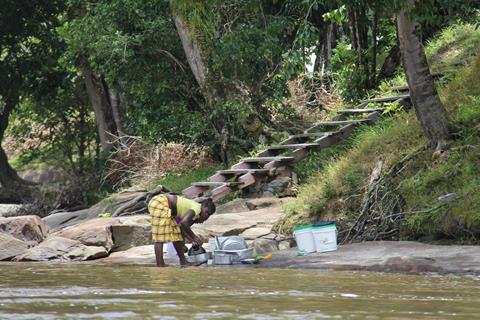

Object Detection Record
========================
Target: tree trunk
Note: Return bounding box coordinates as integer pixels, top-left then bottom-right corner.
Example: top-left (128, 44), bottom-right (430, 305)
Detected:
top-left (314, 23), bottom-right (334, 75)
top-left (397, 3), bottom-right (451, 149)
top-left (79, 57), bottom-right (119, 152)
top-left (108, 85), bottom-right (128, 140)
top-left (378, 44), bottom-right (401, 81)
top-left (0, 96), bottom-right (36, 203)
top-left (173, 12), bottom-right (233, 163)
top-left (174, 14), bottom-right (221, 109)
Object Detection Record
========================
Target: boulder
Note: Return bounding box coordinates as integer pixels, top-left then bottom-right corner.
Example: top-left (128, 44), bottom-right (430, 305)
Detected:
top-left (52, 218), bottom-right (117, 251)
top-left (192, 213), bottom-right (257, 239)
top-left (51, 215), bottom-right (152, 253)
top-left (20, 169), bottom-right (71, 187)
top-left (262, 176), bottom-right (293, 197)
top-left (239, 227), bottom-right (272, 240)
top-left (0, 232), bottom-right (28, 260)
top-left (100, 245), bottom-right (156, 265)
top-left (0, 204), bottom-right (23, 217)
top-left (250, 238), bottom-right (279, 255)
top-left (43, 191), bottom-right (147, 231)
top-left (43, 209), bottom-right (95, 232)
top-left (192, 198), bottom-right (294, 240)
top-left (111, 225), bottom-right (151, 252)
top-left (15, 236), bottom-right (108, 261)
top-left (215, 199), bottom-right (251, 214)
top-left (0, 215), bottom-right (48, 246)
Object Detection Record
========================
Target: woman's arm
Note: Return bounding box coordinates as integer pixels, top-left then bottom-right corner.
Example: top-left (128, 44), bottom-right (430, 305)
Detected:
top-left (179, 210), bottom-right (203, 245)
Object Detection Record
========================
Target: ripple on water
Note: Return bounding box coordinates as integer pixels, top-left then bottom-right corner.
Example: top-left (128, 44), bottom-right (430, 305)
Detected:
top-left (0, 265), bottom-right (479, 319)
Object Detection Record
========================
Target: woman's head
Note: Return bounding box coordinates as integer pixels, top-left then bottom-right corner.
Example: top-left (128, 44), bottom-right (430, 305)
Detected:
top-left (198, 198), bottom-right (216, 223)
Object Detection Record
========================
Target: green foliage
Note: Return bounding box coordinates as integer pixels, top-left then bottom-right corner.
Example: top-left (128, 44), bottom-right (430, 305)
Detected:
top-left (400, 53), bottom-right (480, 242)
top-left (276, 24), bottom-right (480, 242)
top-left (426, 23), bottom-right (480, 77)
top-left (63, 0), bottom-right (211, 145)
top-left (329, 41), bottom-right (370, 101)
top-left (152, 165), bottom-right (223, 194)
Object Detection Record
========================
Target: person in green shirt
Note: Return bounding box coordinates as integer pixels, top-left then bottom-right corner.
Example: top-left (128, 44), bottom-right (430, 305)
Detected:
top-left (147, 194), bottom-right (216, 267)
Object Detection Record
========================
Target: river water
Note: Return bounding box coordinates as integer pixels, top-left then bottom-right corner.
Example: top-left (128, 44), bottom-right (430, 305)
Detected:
top-left (0, 264), bottom-right (479, 319)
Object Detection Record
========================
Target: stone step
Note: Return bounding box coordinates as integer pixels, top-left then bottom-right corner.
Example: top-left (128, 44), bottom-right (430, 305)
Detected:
top-left (360, 94), bottom-right (410, 103)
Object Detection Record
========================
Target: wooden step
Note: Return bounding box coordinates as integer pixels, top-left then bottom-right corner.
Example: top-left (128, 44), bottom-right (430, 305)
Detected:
top-left (337, 107), bottom-right (387, 114)
top-left (192, 181), bottom-right (242, 188)
top-left (217, 169), bottom-right (269, 175)
top-left (288, 132), bottom-right (334, 139)
top-left (305, 119), bottom-right (370, 133)
top-left (360, 94), bottom-right (410, 103)
top-left (310, 119), bottom-right (369, 126)
top-left (277, 132), bottom-right (333, 146)
top-left (267, 143), bottom-right (321, 150)
top-left (241, 156), bottom-right (295, 163)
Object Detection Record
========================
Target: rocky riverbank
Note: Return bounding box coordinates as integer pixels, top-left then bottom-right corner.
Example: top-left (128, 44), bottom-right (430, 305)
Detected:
top-left (97, 240), bottom-right (480, 275)
top-left (1, 193), bottom-right (479, 275)
top-left (0, 194), bottom-right (294, 262)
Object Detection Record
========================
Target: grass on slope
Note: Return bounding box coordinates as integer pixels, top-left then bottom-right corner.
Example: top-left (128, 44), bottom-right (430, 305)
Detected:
top-left (275, 23), bottom-right (480, 243)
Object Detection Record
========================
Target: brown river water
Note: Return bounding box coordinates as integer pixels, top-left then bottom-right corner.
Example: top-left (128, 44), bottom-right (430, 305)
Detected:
top-left (0, 264), bottom-right (479, 319)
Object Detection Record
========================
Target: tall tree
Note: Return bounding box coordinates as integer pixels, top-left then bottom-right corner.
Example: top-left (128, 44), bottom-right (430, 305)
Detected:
top-left (0, 0), bottom-right (64, 202)
top-left (79, 57), bottom-right (123, 152)
top-left (397, 1), bottom-right (451, 150)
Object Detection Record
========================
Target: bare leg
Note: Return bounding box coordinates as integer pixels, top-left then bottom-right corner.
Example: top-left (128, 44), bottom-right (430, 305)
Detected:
top-left (154, 242), bottom-right (166, 267)
top-left (173, 241), bottom-right (194, 267)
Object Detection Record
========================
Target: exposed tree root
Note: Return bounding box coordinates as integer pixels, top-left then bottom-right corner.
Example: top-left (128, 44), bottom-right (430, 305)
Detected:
top-left (341, 145), bottom-right (428, 244)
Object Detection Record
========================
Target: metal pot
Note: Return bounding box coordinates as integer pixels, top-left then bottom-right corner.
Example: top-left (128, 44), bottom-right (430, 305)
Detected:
top-left (213, 253), bottom-right (233, 265)
top-left (187, 252), bottom-right (209, 264)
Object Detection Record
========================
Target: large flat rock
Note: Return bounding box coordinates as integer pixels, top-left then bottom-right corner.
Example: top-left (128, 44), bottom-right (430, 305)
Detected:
top-left (0, 215), bottom-right (49, 245)
top-left (111, 216), bottom-right (152, 252)
top-left (0, 232), bottom-right (28, 260)
top-left (52, 218), bottom-right (117, 251)
top-left (51, 215), bottom-right (152, 252)
top-left (0, 204), bottom-right (23, 217)
top-left (192, 198), bottom-right (292, 239)
top-left (43, 191), bottom-right (147, 231)
top-left (94, 240), bottom-right (480, 275)
top-left (266, 241), bottom-right (480, 274)
top-left (99, 244), bottom-right (179, 266)
top-left (15, 236), bottom-right (108, 261)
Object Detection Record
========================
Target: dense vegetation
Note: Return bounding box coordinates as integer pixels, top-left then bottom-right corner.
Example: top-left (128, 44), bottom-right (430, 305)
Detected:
top-left (275, 23), bottom-right (480, 243)
top-left (1, 1), bottom-right (479, 242)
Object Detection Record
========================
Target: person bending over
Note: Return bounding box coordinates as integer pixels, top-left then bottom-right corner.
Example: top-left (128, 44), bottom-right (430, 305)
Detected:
top-left (148, 194), bottom-right (215, 267)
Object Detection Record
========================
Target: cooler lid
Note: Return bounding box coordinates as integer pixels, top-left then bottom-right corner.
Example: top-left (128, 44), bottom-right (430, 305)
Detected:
top-left (312, 220), bottom-right (336, 228)
top-left (292, 224), bottom-right (313, 232)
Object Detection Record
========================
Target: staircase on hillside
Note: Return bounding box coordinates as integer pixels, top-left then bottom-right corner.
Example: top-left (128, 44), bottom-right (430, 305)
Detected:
top-left (182, 94), bottom-right (411, 202)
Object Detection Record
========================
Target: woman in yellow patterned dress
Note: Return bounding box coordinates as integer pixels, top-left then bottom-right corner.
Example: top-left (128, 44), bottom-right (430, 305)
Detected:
top-left (148, 194), bottom-right (215, 267)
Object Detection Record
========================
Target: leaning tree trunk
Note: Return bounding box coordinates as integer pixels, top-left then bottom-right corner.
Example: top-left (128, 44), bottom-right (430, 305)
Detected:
top-left (173, 12), bottom-right (233, 164)
top-left (397, 3), bottom-right (451, 150)
top-left (0, 96), bottom-right (36, 203)
top-left (173, 14), bottom-right (217, 107)
top-left (79, 57), bottom-right (119, 153)
top-left (108, 84), bottom-right (128, 141)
